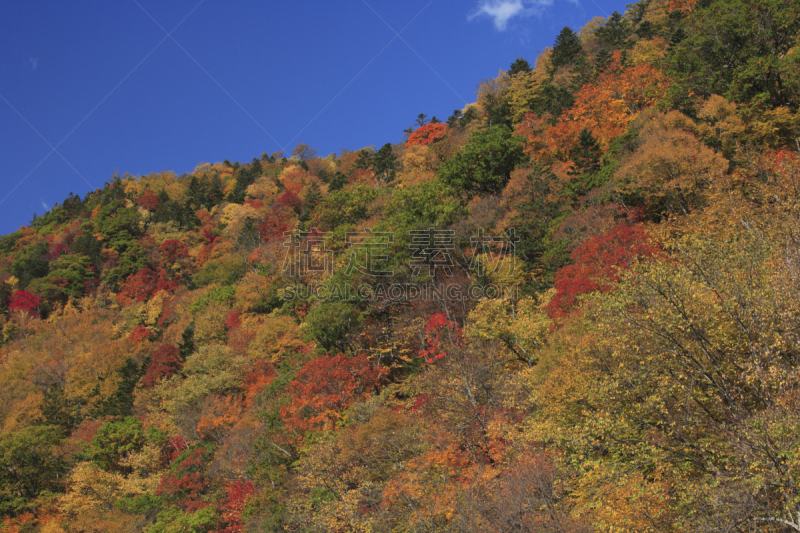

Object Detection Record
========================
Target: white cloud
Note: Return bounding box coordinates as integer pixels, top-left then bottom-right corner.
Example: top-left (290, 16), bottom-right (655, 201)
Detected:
top-left (468, 0), bottom-right (555, 31)
top-left (28, 57), bottom-right (37, 70)
top-left (41, 199), bottom-right (49, 211)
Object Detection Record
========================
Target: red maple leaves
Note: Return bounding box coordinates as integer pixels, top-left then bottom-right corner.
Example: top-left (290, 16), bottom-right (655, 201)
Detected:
top-left (546, 224), bottom-right (661, 319)
top-left (141, 344), bottom-right (183, 387)
top-left (407, 123), bottom-right (449, 147)
top-left (9, 290), bottom-right (42, 319)
top-left (137, 191), bottom-right (161, 211)
top-left (418, 313), bottom-right (462, 363)
top-left (116, 268), bottom-right (179, 306)
top-left (280, 353), bottom-right (387, 434)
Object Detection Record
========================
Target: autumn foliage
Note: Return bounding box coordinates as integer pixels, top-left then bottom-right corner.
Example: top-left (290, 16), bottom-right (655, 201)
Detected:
top-left (116, 268), bottom-right (176, 306)
top-left (156, 445), bottom-right (214, 512)
top-left (567, 52), bottom-right (669, 148)
top-left (141, 344), bottom-right (182, 387)
top-left (276, 191), bottom-right (302, 213)
top-left (280, 353), bottom-right (388, 434)
top-left (8, 291), bottom-right (41, 318)
top-left (546, 224), bottom-right (661, 318)
top-left (137, 191), bottom-right (160, 211)
top-left (406, 123), bottom-right (449, 146)
top-left (2, 2), bottom-right (800, 531)
top-left (258, 207), bottom-right (291, 241)
top-left (418, 312), bottom-right (462, 363)
top-left (219, 479), bottom-right (255, 533)
top-left (158, 239), bottom-right (189, 264)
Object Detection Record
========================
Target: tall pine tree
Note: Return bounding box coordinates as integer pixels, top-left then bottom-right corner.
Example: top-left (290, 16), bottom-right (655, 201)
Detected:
top-left (569, 128), bottom-right (603, 177)
top-left (372, 143), bottom-right (397, 186)
top-left (551, 27), bottom-right (583, 69)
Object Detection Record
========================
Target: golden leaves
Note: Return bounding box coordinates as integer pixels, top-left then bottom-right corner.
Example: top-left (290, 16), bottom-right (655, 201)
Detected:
top-left (59, 455), bottom-right (162, 516)
top-left (616, 109), bottom-right (729, 211)
top-left (467, 295), bottom-right (552, 367)
top-left (629, 37), bottom-right (668, 66)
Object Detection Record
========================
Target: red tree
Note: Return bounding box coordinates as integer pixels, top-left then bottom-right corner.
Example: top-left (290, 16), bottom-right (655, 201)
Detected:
top-left (546, 224), bottom-right (661, 319)
top-left (219, 480), bottom-right (256, 533)
top-left (243, 360), bottom-right (277, 407)
top-left (275, 190), bottom-right (302, 213)
top-left (418, 313), bottom-right (462, 364)
top-left (117, 268), bottom-right (159, 305)
top-left (225, 309), bottom-right (241, 331)
top-left (9, 291), bottom-right (42, 319)
top-left (159, 239), bottom-right (189, 264)
top-left (244, 198), bottom-right (264, 209)
top-left (280, 353), bottom-right (387, 434)
top-left (128, 325), bottom-right (156, 345)
top-left (142, 344), bottom-right (183, 387)
top-left (156, 445), bottom-right (214, 512)
top-left (137, 191), bottom-right (161, 211)
top-left (258, 207), bottom-right (291, 242)
top-left (407, 123), bottom-right (449, 147)
top-left (117, 267), bottom-right (179, 306)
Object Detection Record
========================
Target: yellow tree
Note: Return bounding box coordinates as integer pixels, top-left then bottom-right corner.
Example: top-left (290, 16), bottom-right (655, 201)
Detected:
top-left (579, 229), bottom-right (800, 530)
top-left (616, 110), bottom-right (729, 213)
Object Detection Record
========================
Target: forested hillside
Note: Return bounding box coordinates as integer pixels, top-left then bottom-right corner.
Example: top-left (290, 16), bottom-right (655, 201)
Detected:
top-left (2, 0), bottom-right (800, 531)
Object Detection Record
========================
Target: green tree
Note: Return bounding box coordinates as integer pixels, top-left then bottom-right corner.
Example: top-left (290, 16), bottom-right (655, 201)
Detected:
top-left (509, 57), bottom-right (532, 76)
top-left (483, 92), bottom-right (513, 128)
top-left (530, 80), bottom-right (574, 120)
top-left (667, 0), bottom-right (800, 110)
top-left (314, 185), bottom-right (381, 230)
top-left (568, 128), bottom-right (603, 177)
top-left (303, 301), bottom-right (362, 353)
top-left (375, 179), bottom-right (463, 274)
top-left (72, 226), bottom-right (105, 270)
top-left (438, 125), bottom-right (526, 198)
top-left (300, 180), bottom-right (323, 223)
top-left (94, 200), bottom-right (143, 251)
top-left (145, 505), bottom-right (218, 533)
top-left (461, 107), bottom-right (479, 127)
top-left (352, 148), bottom-right (374, 172)
top-left (95, 358), bottom-right (144, 417)
top-left (593, 47), bottom-right (612, 77)
top-left (48, 254), bottom-right (94, 298)
top-left (372, 143), bottom-right (397, 186)
top-left (636, 19), bottom-right (654, 39)
top-left (229, 159), bottom-right (263, 204)
top-left (327, 171), bottom-right (349, 192)
top-left (447, 109), bottom-right (463, 128)
top-left (8, 241), bottom-right (49, 289)
top-left (595, 11), bottom-right (631, 49)
top-left (179, 322), bottom-right (196, 360)
top-left (89, 199), bottom-right (147, 289)
top-left (0, 282), bottom-right (11, 317)
top-left (40, 382), bottom-right (82, 434)
top-left (512, 169), bottom-right (567, 283)
top-left (87, 416), bottom-right (151, 473)
top-left (550, 27), bottom-right (583, 69)
top-left (0, 425), bottom-right (68, 517)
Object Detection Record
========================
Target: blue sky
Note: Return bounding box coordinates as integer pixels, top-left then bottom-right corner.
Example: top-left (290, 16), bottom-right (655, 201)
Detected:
top-left (0, 0), bottom-right (629, 236)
